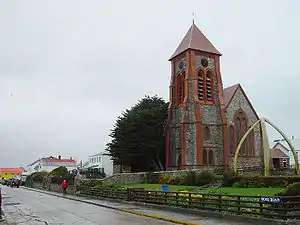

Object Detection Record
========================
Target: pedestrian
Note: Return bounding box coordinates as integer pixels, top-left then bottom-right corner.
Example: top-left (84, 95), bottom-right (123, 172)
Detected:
top-left (61, 180), bottom-right (68, 195)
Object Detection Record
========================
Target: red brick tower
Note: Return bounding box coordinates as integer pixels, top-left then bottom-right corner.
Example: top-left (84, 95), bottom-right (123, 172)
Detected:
top-left (165, 22), bottom-right (229, 170)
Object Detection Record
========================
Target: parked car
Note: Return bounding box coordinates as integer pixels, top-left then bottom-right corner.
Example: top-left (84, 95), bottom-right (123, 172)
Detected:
top-left (7, 179), bottom-right (20, 188)
top-left (1, 179), bottom-right (8, 185)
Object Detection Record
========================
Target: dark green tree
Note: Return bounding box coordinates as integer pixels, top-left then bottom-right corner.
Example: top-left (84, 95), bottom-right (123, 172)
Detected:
top-left (50, 166), bottom-right (68, 178)
top-left (106, 95), bottom-right (168, 172)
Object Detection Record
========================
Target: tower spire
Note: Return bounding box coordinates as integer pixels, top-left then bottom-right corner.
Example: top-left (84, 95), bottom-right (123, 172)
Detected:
top-left (169, 22), bottom-right (221, 60)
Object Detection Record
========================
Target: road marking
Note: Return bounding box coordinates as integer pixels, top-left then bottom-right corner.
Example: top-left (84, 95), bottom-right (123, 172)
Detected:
top-left (120, 208), bottom-right (203, 225)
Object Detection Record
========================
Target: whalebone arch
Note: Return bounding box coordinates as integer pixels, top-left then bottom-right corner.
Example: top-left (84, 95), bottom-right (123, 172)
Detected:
top-left (233, 117), bottom-right (299, 176)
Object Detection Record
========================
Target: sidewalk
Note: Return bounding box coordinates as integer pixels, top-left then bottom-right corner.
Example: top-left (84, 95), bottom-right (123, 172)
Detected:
top-left (22, 187), bottom-right (263, 225)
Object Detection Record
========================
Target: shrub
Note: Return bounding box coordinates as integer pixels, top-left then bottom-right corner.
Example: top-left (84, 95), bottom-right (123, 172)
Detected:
top-left (222, 171), bottom-right (241, 187)
top-left (78, 180), bottom-right (103, 188)
top-left (167, 176), bottom-right (181, 185)
top-left (105, 184), bottom-right (124, 189)
top-left (224, 176), bottom-right (300, 188)
top-left (232, 181), bottom-right (245, 188)
top-left (159, 174), bottom-right (168, 184)
top-left (182, 171), bottom-right (198, 186)
top-left (31, 171), bottom-right (49, 182)
top-left (145, 172), bottom-right (160, 184)
top-left (277, 182), bottom-right (300, 196)
top-left (50, 166), bottom-right (68, 178)
top-left (197, 171), bottom-right (215, 186)
top-left (181, 171), bottom-right (215, 186)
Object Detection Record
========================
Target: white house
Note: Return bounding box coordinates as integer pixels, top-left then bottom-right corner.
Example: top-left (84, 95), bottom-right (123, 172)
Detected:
top-left (25, 155), bottom-right (77, 175)
top-left (83, 152), bottom-right (113, 176)
top-left (272, 137), bottom-right (300, 168)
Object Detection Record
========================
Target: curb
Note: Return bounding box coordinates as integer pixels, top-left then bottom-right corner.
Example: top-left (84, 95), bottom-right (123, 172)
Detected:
top-left (22, 187), bottom-right (203, 225)
top-left (119, 208), bottom-right (203, 225)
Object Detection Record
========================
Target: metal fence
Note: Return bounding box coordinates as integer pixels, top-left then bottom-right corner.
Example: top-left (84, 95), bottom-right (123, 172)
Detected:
top-left (76, 186), bottom-right (300, 220)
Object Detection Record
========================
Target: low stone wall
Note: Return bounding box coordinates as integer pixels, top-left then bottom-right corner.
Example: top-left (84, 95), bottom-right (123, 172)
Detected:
top-left (31, 182), bottom-right (62, 193)
top-left (102, 168), bottom-right (214, 185)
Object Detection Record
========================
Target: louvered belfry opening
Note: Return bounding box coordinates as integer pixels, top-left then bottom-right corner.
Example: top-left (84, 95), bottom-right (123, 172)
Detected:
top-left (206, 71), bottom-right (213, 101)
top-left (198, 70), bottom-right (204, 100)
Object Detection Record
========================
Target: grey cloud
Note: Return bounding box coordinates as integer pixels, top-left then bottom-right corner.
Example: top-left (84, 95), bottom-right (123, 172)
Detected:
top-left (0, 0), bottom-right (300, 167)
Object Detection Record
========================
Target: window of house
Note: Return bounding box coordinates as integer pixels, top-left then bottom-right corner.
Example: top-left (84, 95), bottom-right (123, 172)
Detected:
top-left (203, 126), bottom-right (211, 140)
top-left (197, 70), bottom-right (204, 100)
top-left (176, 72), bottom-right (185, 106)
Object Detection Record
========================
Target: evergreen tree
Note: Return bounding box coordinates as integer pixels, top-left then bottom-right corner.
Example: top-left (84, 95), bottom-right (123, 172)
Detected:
top-left (106, 95), bottom-right (168, 172)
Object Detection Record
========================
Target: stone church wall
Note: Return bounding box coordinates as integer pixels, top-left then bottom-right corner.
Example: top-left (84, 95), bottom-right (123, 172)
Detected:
top-left (226, 87), bottom-right (263, 168)
top-left (197, 55), bottom-right (224, 165)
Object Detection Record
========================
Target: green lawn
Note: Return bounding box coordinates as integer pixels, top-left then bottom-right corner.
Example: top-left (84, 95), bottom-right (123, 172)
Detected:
top-left (198, 187), bottom-right (283, 196)
top-left (122, 183), bottom-right (198, 192)
top-left (121, 184), bottom-right (283, 196)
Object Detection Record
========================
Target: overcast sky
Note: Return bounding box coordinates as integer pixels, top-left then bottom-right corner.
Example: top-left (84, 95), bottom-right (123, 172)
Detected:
top-left (0, 0), bottom-right (299, 168)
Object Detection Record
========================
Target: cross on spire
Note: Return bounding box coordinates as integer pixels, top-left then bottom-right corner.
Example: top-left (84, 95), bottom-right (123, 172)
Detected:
top-left (192, 12), bottom-right (195, 24)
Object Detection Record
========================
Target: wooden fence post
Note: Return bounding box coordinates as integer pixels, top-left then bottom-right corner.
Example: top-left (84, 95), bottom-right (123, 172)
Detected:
top-left (218, 195), bottom-right (222, 212)
top-left (128, 188), bottom-right (132, 201)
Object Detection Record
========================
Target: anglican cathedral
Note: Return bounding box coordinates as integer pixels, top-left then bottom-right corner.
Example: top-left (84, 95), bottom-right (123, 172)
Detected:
top-left (165, 23), bottom-right (263, 170)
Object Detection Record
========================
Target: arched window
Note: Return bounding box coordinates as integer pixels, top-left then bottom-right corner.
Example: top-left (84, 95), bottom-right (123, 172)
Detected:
top-left (203, 149), bottom-right (214, 165)
top-left (176, 72), bottom-right (185, 106)
top-left (229, 125), bottom-right (235, 154)
top-left (197, 70), bottom-right (214, 103)
top-left (198, 70), bottom-right (204, 100)
top-left (206, 71), bottom-right (213, 101)
top-left (203, 126), bottom-right (211, 140)
top-left (234, 110), bottom-right (248, 156)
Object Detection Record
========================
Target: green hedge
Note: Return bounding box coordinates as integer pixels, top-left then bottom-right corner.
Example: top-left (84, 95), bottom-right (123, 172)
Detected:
top-left (223, 174), bottom-right (300, 188)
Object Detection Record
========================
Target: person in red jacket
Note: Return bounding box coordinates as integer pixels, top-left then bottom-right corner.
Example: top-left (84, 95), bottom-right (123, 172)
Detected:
top-left (61, 180), bottom-right (68, 195)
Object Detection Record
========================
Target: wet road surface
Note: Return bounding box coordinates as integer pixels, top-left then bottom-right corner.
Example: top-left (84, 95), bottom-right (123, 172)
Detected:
top-left (1, 186), bottom-right (251, 225)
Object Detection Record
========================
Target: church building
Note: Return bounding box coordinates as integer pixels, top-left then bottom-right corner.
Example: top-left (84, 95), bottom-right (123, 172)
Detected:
top-left (165, 22), bottom-right (263, 170)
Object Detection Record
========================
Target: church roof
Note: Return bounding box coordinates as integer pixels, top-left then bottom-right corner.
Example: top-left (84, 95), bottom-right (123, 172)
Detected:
top-left (223, 83), bottom-right (259, 120)
top-left (169, 23), bottom-right (221, 61)
top-left (270, 148), bottom-right (289, 159)
top-left (223, 84), bottom-right (239, 107)
top-left (273, 139), bottom-right (300, 151)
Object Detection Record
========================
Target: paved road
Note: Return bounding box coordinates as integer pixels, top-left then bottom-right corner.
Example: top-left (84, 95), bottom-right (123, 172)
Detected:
top-left (1, 186), bottom-right (177, 225)
top-left (1, 186), bottom-right (251, 225)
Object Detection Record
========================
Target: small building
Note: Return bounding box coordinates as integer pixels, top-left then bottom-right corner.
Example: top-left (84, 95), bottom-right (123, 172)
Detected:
top-left (0, 168), bottom-right (24, 180)
top-left (82, 152), bottom-right (113, 176)
top-left (272, 137), bottom-right (300, 168)
top-left (25, 155), bottom-right (76, 175)
top-left (270, 148), bottom-right (290, 169)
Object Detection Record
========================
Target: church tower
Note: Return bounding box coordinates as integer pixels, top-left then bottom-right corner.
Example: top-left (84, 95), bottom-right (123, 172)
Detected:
top-left (165, 22), bottom-right (229, 170)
